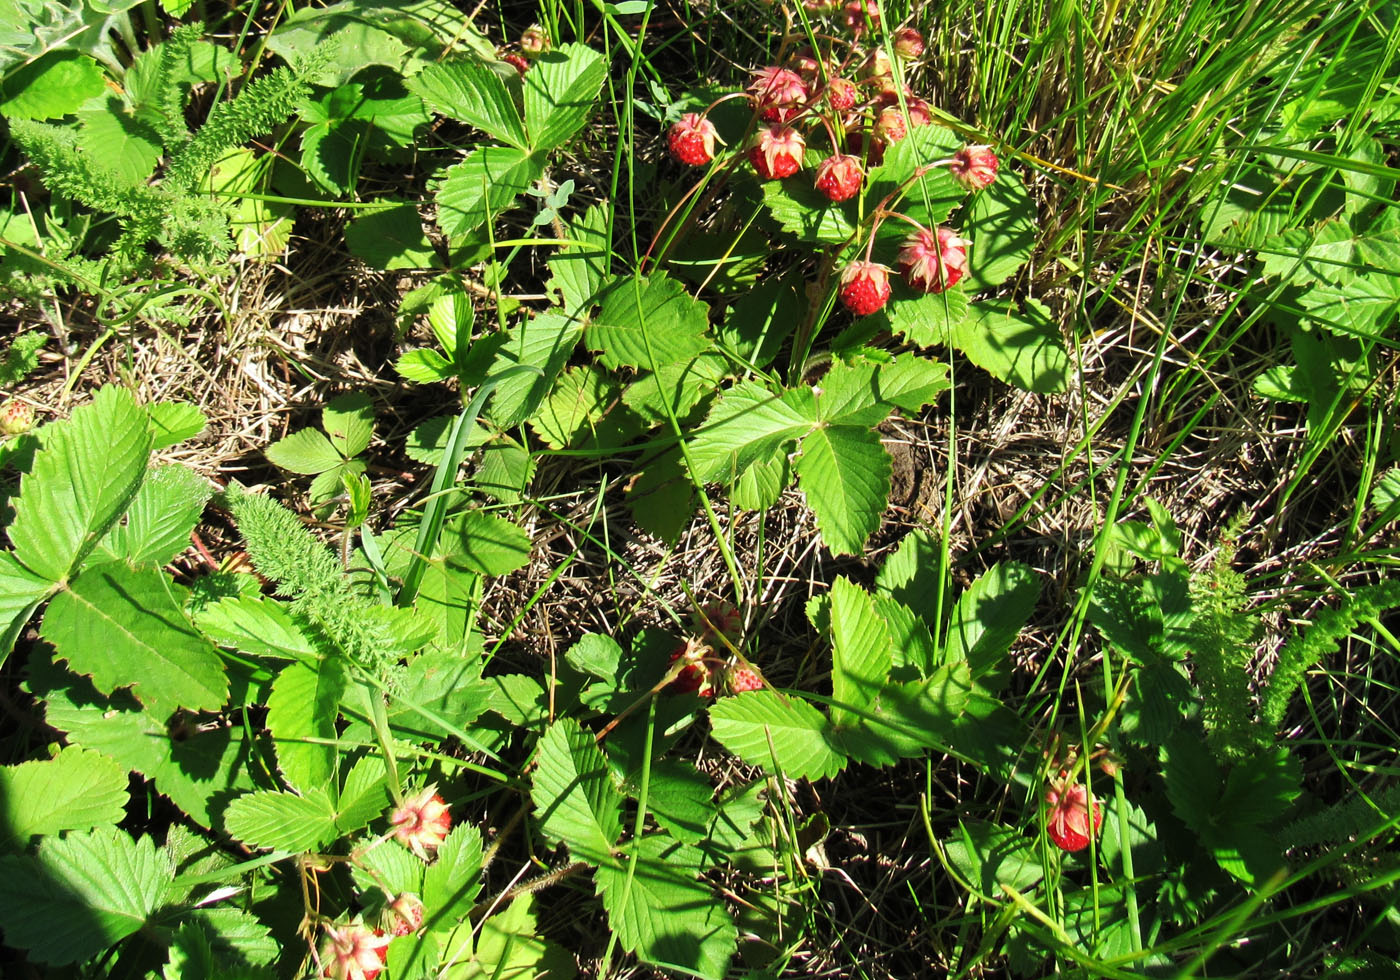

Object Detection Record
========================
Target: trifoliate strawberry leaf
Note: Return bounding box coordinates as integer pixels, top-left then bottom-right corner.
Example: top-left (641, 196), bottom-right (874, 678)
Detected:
top-left (9, 385), bottom-right (153, 583)
top-left (945, 562), bottom-right (1038, 689)
top-left (523, 43), bottom-right (607, 152)
top-left (435, 145), bottom-right (545, 238)
top-left (223, 788), bottom-right (339, 852)
top-left (594, 835), bottom-right (736, 980)
top-left (423, 823), bottom-right (483, 927)
top-left (874, 529), bottom-right (943, 621)
top-left (30, 653), bottom-right (258, 828)
top-left (829, 577), bottom-right (894, 725)
top-left (831, 666), bottom-right (974, 767)
top-left (408, 58), bottom-right (527, 150)
top-left (0, 745), bottom-right (128, 848)
top-left (265, 428), bottom-right (341, 475)
top-left (1297, 229), bottom-right (1400, 339)
top-left (94, 464), bottom-right (212, 568)
top-left (1258, 217), bottom-right (1360, 285)
top-left (950, 297), bottom-right (1068, 394)
top-left (0, 828), bottom-right (166, 966)
top-left (585, 272), bottom-right (711, 371)
top-left (963, 172), bottom-right (1036, 291)
top-left (266, 658), bottom-right (344, 794)
top-left (332, 755), bottom-right (389, 837)
top-left (41, 564), bottom-right (228, 713)
top-left (708, 690), bottom-right (845, 780)
top-left (686, 380), bottom-right (813, 485)
top-left (532, 717), bottom-right (623, 863)
top-left (794, 424), bottom-right (890, 556)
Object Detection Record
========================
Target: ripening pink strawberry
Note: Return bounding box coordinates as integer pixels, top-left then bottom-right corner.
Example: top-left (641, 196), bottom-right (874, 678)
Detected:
top-left (667, 642), bottom-right (717, 697)
top-left (838, 260), bottom-right (892, 316)
top-left (383, 893), bottom-right (424, 937)
top-left (873, 107), bottom-right (907, 143)
top-left (320, 922), bottom-right (391, 980)
top-left (726, 666), bottom-right (764, 694)
top-left (814, 154), bottom-right (864, 202)
top-left (904, 96), bottom-right (933, 127)
top-left (668, 112), bottom-right (719, 166)
top-left (390, 785), bottom-right (452, 860)
top-left (1045, 782), bottom-right (1102, 852)
top-left (788, 49), bottom-right (822, 80)
top-left (749, 125), bottom-right (806, 179)
top-left (501, 52), bottom-right (529, 75)
top-left (0, 399), bottom-right (34, 436)
top-left (950, 144), bottom-right (999, 190)
top-left (842, 0), bottom-right (881, 34)
top-left (824, 77), bottom-right (858, 112)
top-left (520, 25), bottom-right (550, 58)
top-left (862, 49), bottom-right (894, 83)
top-left (694, 600), bottom-right (743, 645)
top-left (897, 226), bottom-right (969, 293)
top-left (893, 27), bottom-right (926, 59)
top-left (749, 66), bottom-right (809, 122)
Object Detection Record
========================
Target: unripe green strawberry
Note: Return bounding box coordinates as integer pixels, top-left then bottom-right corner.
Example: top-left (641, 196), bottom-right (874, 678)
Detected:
top-left (0, 399), bottom-right (34, 436)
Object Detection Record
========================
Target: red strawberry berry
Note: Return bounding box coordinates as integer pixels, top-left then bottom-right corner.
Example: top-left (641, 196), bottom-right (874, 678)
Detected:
top-left (1045, 782), bottom-right (1102, 852)
top-left (824, 77), bottom-right (858, 112)
top-left (668, 112), bottom-right (719, 166)
top-left (749, 125), bottom-right (806, 179)
top-left (694, 600), bottom-right (743, 645)
top-left (842, 0), bottom-right (881, 35)
top-left (896, 226), bottom-right (968, 293)
top-left (726, 666), bottom-right (764, 694)
top-left (501, 52), bottom-right (529, 74)
top-left (950, 144), bottom-right (999, 190)
top-left (814, 154), bottom-right (864, 202)
top-left (668, 639), bottom-right (718, 697)
top-left (838, 260), bottom-right (892, 316)
top-left (893, 27), bottom-right (926, 59)
top-left (749, 66), bottom-right (809, 121)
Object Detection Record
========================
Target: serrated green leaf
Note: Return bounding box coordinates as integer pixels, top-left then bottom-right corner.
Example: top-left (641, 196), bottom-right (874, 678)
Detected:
top-left (0, 51), bottom-right (106, 120)
top-left (963, 173), bottom-right (1036, 290)
top-left (885, 288), bottom-right (970, 347)
top-left (950, 297), bottom-right (1068, 393)
top-left (946, 562), bottom-right (1038, 687)
top-left (435, 145), bottom-right (544, 238)
top-left (0, 550), bottom-right (53, 658)
top-left (323, 392), bottom-right (374, 458)
top-left (565, 633), bottom-right (623, 680)
top-left (78, 97), bottom-right (162, 183)
top-left (223, 789), bottom-right (339, 852)
top-left (95, 464), bottom-right (212, 568)
top-left (346, 201), bottom-right (439, 270)
top-left (351, 829), bottom-right (425, 898)
top-left (1296, 230), bottom-right (1400, 338)
top-left (387, 648), bottom-right (493, 741)
top-left (622, 351), bottom-right (728, 422)
top-left (423, 823), bottom-right (483, 928)
top-left (547, 203), bottom-right (611, 317)
top-left (585, 273), bottom-right (711, 371)
top-left (333, 755), bottom-right (389, 836)
top-left (523, 43), bottom-right (607, 151)
top-left (687, 380), bottom-right (813, 485)
top-left (266, 658), bottom-right (344, 793)
top-left (197, 595), bottom-right (320, 660)
top-left (42, 564), bottom-right (227, 713)
top-left (0, 745), bottom-right (128, 847)
top-left (873, 594), bottom-right (937, 675)
top-left (795, 425), bottom-right (890, 556)
top-left (595, 835), bottom-right (735, 980)
top-left (761, 176), bottom-right (859, 244)
top-left (832, 667), bottom-right (973, 767)
top-left (396, 347), bottom-right (456, 383)
top-left (0, 828), bottom-right (166, 965)
top-left (634, 759), bottom-right (714, 845)
top-left (476, 437), bottom-right (535, 504)
top-left (266, 428), bottom-right (341, 474)
top-left (874, 529), bottom-right (943, 622)
top-left (943, 819), bottom-right (1043, 895)
top-left (532, 717), bottom-right (623, 863)
top-left (489, 312), bottom-right (584, 427)
top-left (146, 402), bottom-right (207, 449)
top-left (730, 445), bottom-right (791, 511)
top-left (443, 893), bottom-right (576, 979)
top-left (409, 58), bottom-right (528, 149)
top-left (448, 510), bottom-right (532, 577)
top-left (9, 385), bottom-right (153, 583)
top-left (625, 446), bottom-right (695, 542)
top-left (829, 577), bottom-right (893, 724)
top-left (708, 690), bottom-right (845, 780)
top-left (528, 364), bottom-right (618, 449)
